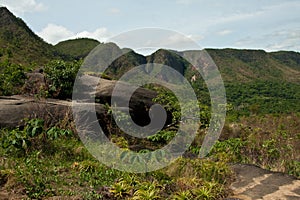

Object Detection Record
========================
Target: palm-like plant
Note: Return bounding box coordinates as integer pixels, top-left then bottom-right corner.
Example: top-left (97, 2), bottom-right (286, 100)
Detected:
top-left (132, 181), bottom-right (161, 200)
top-left (172, 190), bottom-right (193, 200)
top-left (109, 180), bottom-right (132, 198)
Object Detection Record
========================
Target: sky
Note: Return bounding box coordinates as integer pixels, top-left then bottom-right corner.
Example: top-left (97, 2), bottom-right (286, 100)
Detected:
top-left (1, 0), bottom-right (300, 52)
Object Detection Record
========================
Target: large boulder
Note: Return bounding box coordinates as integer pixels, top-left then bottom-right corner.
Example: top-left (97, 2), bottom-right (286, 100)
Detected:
top-left (0, 96), bottom-right (72, 128)
top-left (76, 75), bottom-right (172, 127)
top-left (23, 71), bottom-right (47, 96)
top-left (0, 76), bottom-right (173, 131)
top-left (75, 76), bottom-right (157, 110)
top-left (0, 95), bottom-right (108, 130)
top-left (94, 78), bottom-right (160, 126)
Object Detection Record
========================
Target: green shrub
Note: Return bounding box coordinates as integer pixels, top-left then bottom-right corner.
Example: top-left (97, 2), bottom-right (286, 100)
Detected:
top-left (153, 87), bottom-right (210, 128)
top-left (210, 138), bottom-right (247, 162)
top-left (0, 118), bottom-right (73, 155)
top-left (110, 179), bottom-right (133, 198)
top-left (148, 130), bottom-right (176, 144)
top-left (44, 59), bottom-right (81, 99)
top-left (0, 60), bottom-right (27, 95)
top-left (285, 160), bottom-right (300, 177)
top-left (132, 181), bottom-right (160, 200)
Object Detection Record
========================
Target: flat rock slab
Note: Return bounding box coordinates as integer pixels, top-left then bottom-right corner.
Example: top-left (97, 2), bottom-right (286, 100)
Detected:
top-left (0, 95), bottom-right (74, 128)
top-left (229, 164), bottom-right (300, 200)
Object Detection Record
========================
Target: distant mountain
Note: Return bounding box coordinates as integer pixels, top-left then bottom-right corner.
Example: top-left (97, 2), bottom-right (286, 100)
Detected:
top-left (55, 38), bottom-right (100, 60)
top-left (0, 7), bottom-right (55, 66)
top-left (105, 50), bottom-right (147, 78)
top-left (102, 47), bottom-right (300, 114)
top-left (206, 49), bottom-right (300, 83)
top-left (270, 51), bottom-right (300, 70)
top-left (103, 47), bottom-right (300, 84)
top-left (204, 49), bottom-right (300, 114)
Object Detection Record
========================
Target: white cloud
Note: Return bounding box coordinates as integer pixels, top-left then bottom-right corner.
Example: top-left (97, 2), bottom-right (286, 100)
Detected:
top-left (217, 29), bottom-right (232, 36)
top-left (122, 33), bottom-right (204, 55)
top-left (263, 1), bottom-right (300, 13)
top-left (165, 33), bottom-right (204, 47)
top-left (37, 24), bottom-right (73, 44)
top-left (37, 24), bottom-right (111, 44)
top-left (143, 33), bottom-right (203, 51)
top-left (234, 37), bottom-right (253, 47)
top-left (109, 29), bottom-right (205, 55)
top-left (208, 1), bottom-right (300, 29)
top-left (0, 0), bottom-right (46, 15)
top-left (74, 28), bottom-right (111, 42)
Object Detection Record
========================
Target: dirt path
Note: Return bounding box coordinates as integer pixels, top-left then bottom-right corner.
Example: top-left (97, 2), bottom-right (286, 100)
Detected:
top-left (228, 164), bottom-right (300, 200)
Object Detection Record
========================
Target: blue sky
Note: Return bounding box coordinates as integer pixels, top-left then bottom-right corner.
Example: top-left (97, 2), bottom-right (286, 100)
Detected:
top-left (1, 0), bottom-right (300, 52)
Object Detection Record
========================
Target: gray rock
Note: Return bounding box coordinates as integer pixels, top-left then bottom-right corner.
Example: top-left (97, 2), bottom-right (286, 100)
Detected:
top-left (0, 95), bottom-right (73, 128)
top-left (229, 164), bottom-right (300, 200)
top-left (23, 72), bottom-right (47, 96)
top-left (0, 77), bottom-right (172, 131)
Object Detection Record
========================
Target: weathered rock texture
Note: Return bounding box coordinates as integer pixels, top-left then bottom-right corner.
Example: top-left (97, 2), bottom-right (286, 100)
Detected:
top-left (228, 164), bottom-right (300, 200)
top-left (0, 96), bottom-right (73, 128)
top-left (0, 76), bottom-right (170, 129)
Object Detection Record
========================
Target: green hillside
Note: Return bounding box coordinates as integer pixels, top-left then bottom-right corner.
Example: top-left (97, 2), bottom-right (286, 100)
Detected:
top-left (202, 49), bottom-right (300, 114)
top-left (270, 51), bottom-right (300, 71)
top-left (0, 7), bottom-right (55, 66)
top-left (55, 38), bottom-right (100, 60)
top-left (102, 48), bottom-right (300, 115)
top-left (206, 48), bottom-right (300, 83)
top-left (105, 50), bottom-right (147, 78)
top-left (103, 48), bottom-right (300, 85)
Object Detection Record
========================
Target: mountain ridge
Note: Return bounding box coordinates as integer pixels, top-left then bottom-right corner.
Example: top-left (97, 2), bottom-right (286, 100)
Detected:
top-left (0, 7), bottom-right (55, 66)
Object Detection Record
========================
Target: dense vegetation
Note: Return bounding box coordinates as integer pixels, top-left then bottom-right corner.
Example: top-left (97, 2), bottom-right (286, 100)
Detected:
top-left (0, 60), bottom-right (27, 95)
top-left (225, 81), bottom-right (300, 116)
top-left (0, 7), bottom-right (101, 66)
top-left (43, 60), bottom-right (82, 99)
top-left (0, 7), bottom-right (55, 66)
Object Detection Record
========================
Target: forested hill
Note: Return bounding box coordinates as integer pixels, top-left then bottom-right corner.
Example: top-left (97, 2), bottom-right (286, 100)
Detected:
top-left (99, 47), bottom-right (300, 84)
top-left (206, 48), bottom-right (300, 83)
top-left (0, 7), bottom-right (55, 66)
top-left (54, 38), bottom-right (100, 61)
top-left (0, 7), bottom-right (101, 66)
top-left (82, 45), bottom-right (300, 115)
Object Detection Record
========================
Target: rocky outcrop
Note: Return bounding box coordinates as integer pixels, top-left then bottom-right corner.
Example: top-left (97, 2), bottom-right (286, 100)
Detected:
top-left (0, 76), bottom-right (171, 129)
top-left (229, 164), bottom-right (300, 200)
top-left (0, 96), bottom-right (73, 128)
top-left (76, 75), bottom-right (172, 126)
top-left (23, 71), bottom-right (47, 96)
top-left (94, 78), bottom-right (157, 108)
top-left (94, 78), bottom-right (162, 126)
